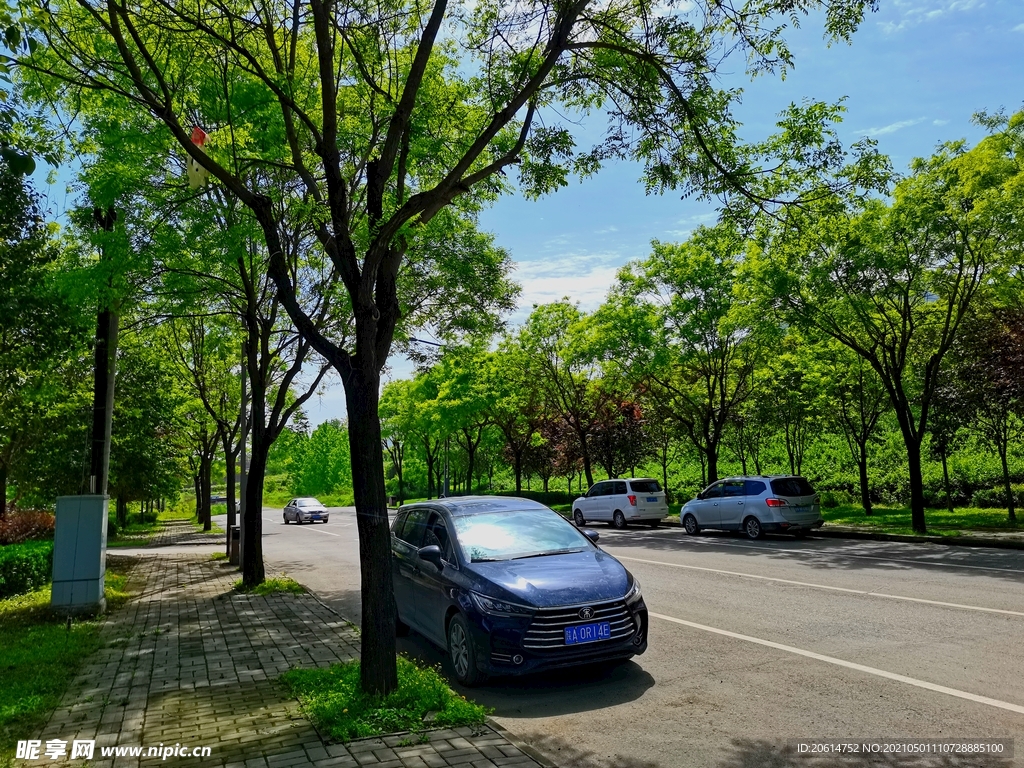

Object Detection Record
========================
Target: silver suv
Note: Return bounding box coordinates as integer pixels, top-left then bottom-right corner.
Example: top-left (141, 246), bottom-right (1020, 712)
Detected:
top-left (680, 476), bottom-right (823, 540)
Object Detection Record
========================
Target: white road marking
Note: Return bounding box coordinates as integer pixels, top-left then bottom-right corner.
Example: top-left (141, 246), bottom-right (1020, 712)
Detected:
top-left (263, 517), bottom-right (342, 536)
top-left (649, 611), bottom-right (1024, 716)
top-left (602, 529), bottom-right (1024, 574)
top-left (618, 555), bottom-right (1024, 617)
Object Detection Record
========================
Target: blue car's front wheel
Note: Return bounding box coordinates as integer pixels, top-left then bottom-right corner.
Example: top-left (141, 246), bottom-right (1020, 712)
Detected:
top-left (447, 613), bottom-right (483, 687)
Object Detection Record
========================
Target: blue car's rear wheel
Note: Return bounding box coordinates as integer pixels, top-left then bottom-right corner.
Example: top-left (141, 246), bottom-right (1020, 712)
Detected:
top-left (447, 613), bottom-right (483, 687)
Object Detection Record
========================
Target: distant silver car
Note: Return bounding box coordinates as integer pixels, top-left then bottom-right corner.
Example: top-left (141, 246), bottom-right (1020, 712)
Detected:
top-left (283, 497), bottom-right (329, 524)
top-left (680, 476), bottom-right (822, 540)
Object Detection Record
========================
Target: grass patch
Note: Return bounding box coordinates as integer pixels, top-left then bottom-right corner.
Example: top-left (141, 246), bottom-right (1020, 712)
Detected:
top-left (0, 562), bottom-right (133, 761)
top-left (210, 552), bottom-right (228, 561)
top-left (234, 576), bottom-right (305, 595)
top-left (823, 504), bottom-right (1018, 534)
top-left (280, 657), bottom-right (489, 742)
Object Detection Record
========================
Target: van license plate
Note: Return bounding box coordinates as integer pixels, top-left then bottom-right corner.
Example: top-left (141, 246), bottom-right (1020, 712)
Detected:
top-left (647, 497), bottom-right (658, 502)
top-left (564, 622), bottom-right (611, 645)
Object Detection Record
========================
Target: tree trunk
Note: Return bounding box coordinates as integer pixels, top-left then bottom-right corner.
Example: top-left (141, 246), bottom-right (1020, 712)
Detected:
top-left (344, 370), bottom-right (398, 697)
top-left (0, 462), bottom-right (6, 516)
top-left (199, 453), bottom-right (213, 531)
top-left (940, 450), bottom-right (954, 516)
top-left (706, 442), bottom-right (719, 485)
top-left (906, 437), bottom-right (926, 533)
top-left (193, 474), bottom-right (201, 518)
top-left (579, 433), bottom-right (594, 487)
top-left (514, 449), bottom-right (523, 494)
top-left (223, 433), bottom-right (238, 556)
top-left (998, 442), bottom-right (1016, 524)
top-left (858, 443), bottom-right (872, 516)
top-left (241, 448), bottom-right (266, 586)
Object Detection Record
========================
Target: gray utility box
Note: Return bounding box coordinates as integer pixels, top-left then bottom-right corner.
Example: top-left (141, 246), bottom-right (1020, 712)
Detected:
top-left (51, 495), bottom-right (108, 616)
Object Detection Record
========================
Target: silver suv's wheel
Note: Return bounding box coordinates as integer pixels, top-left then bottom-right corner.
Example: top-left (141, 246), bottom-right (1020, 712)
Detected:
top-left (573, 509), bottom-right (585, 527)
top-left (744, 516), bottom-right (763, 540)
top-left (612, 510), bottom-right (627, 529)
top-left (683, 513), bottom-right (699, 535)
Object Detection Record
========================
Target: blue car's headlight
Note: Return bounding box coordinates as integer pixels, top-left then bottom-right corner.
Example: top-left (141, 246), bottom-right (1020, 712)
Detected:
top-left (469, 591), bottom-right (534, 617)
top-left (624, 578), bottom-right (642, 606)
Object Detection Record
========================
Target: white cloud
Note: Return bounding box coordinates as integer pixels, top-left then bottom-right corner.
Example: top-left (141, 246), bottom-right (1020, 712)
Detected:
top-left (878, 0), bottom-right (984, 33)
top-left (854, 117), bottom-right (927, 136)
top-left (1013, 23), bottom-right (1024, 32)
top-left (933, 119), bottom-right (950, 126)
top-left (510, 254), bottom-right (623, 323)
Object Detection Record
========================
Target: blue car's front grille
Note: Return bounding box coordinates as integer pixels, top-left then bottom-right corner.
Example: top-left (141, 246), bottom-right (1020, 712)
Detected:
top-left (522, 599), bottom-right (635, 650)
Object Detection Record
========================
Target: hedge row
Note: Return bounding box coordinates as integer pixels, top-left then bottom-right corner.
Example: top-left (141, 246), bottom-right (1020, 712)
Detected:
top-left (0, 509), bottom-right (56, 545)
top-left (970, 485), bottom-right (1024, 510)
top-left (0, 540), bottom-right (54, 599)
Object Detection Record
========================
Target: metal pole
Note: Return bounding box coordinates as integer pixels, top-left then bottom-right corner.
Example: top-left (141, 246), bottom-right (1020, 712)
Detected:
top-left (88, 207), bottom-right (118, 496)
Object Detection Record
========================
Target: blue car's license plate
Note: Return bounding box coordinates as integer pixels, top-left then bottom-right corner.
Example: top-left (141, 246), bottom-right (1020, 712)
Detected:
top-left (647, 496), bottom-right (658, 502)
top-left (564, 621), bottom-right (611, 645)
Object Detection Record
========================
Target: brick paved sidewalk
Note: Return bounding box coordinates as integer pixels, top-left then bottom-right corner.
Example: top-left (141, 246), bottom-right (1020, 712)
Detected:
top-left (30, 554), bottom-right (549, 768)
top-left (145, 520), bottom-right (225, 548)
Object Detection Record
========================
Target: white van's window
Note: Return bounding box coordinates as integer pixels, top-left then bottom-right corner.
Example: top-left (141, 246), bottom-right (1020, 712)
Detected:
top-left (770, 477), bottom-right (816, 496)
top-left (630, 480), bottom-right (661, 493)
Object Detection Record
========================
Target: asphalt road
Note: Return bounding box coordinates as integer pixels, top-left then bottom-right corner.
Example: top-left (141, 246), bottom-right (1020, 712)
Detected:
top-left (219, 507), bottom-right (1024, 768)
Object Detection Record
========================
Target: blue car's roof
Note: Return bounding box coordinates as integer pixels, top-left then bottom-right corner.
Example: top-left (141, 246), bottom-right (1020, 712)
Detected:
top-left (406, 496), bottom-right (551, 517)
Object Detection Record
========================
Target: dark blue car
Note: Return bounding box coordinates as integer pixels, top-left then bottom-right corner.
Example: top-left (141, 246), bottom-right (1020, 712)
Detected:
top-left (390, 496), bottom-right (648, 685)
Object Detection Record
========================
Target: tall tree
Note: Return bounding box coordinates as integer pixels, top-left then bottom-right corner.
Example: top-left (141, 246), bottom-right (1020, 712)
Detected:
top-left (599, 225), bottom-right (758, 483)
top-left (749, 113), bottom-right (1024, 532)
top-left (23, 0), bottom-right (880, 694)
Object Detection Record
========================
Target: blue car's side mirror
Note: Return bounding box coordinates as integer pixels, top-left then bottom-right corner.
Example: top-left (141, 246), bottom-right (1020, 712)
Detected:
top-left (582, 529), bottom-right (600, 544)
top-left (418, 544), bottom-right (443, 570)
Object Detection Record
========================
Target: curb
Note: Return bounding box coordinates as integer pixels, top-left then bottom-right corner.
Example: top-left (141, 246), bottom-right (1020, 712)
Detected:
top-left (486, 719), bottom-right (558, 768)
top-left (812, 527), bottom-right (1024, 551)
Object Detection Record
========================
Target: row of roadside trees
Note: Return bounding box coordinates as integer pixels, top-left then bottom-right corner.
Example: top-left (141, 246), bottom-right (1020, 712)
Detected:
top-left (381, 111), bottom-right (1024, 533)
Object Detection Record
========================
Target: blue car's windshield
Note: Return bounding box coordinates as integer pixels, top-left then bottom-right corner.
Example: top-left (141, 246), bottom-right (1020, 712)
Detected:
top-left (452, 510), bottom-right (592, 562)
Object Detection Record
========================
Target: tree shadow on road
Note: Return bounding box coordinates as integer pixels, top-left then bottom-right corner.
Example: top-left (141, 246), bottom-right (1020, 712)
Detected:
top-left (397, 631), bottom-right (655, 718)
top-left (598, 528), bottom-right (1024, 583)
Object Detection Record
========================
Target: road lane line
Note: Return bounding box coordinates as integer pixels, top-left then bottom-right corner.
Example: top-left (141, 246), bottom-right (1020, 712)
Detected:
top-left (603, 531), bottom-right (1024, 574)
top-left (649, 611), bottom-right (1024, 716)
top-left (263, 516), bottom-right (342, 536)
top-left (617, 555), bottom-right (1024, 617)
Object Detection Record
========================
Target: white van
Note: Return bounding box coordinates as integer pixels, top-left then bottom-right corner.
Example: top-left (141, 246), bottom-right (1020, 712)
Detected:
top-left (572, 478), bottom-right (668, 529)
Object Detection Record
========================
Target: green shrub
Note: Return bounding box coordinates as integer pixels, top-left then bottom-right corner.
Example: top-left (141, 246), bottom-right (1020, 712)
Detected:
top-left (970, 485), bottom-right (1024, 509)
top-left (0, 510), bottom-right (56, 545)
top-left (0, 541), bottom-right (54, 599)
top-left (281, 656), bottom-right (489, 742)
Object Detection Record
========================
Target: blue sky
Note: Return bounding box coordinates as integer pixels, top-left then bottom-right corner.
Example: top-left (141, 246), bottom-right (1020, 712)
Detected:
top-left (302, 0), bottom-right (1024, 426)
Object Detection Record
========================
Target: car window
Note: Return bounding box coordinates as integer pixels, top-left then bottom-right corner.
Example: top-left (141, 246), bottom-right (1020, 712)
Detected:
top-left (613, 481), bottom-right (627, 495)
top-left (587, 483), bottom-right (607, 498)
top-left (423, 512), bottom-right (455, 563)
top-left (702, 482), bottom-right (724, 499)
top-left (744, 480), bottom-right (767, 496)
top-left (629, 480), bottom-right (661, 493)
top-left (391, 511), bottom-right (409, 538)
top-left (723, 481), bottom-right (745, 498)
top-left (452, 510), bottom-right (592, 562)
top-left (287, 499), bottom-right (295, 507)
top-left (770, 477), bottom-right (816, 496)
top-left (397, 508), bottom-right (430, 547)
